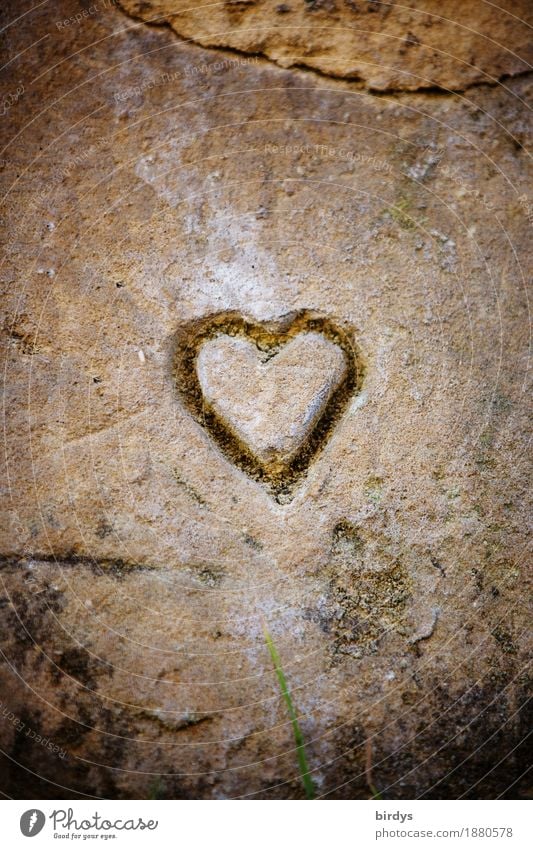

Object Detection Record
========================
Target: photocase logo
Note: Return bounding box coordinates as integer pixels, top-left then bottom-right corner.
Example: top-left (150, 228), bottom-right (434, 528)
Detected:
top-left (20, 809), bottom-right (46, 837)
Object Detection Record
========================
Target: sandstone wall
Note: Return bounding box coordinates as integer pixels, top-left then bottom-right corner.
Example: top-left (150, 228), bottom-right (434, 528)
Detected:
top-left (0, 0), bottom-right (531, 799)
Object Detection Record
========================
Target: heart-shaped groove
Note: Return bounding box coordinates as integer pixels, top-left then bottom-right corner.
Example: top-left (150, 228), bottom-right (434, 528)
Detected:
top-left (174, 311), bottom-right (363, 502)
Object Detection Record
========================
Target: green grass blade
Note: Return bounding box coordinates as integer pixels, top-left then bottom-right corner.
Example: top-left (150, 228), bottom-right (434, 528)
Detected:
top-left (264, 625), bottom-right (316, 800)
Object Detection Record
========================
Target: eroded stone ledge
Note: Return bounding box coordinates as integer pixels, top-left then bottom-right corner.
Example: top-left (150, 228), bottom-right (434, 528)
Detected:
top-left (116, 0), bottom-right (533, 92)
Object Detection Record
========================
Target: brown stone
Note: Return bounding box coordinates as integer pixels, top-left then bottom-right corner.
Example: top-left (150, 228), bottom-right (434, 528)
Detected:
top-left (0, 0), bottom-right (531, 800)
top-left (117, 0), bottom-right (533, 91)
top-left (199, 330), bottom-right (344, 456)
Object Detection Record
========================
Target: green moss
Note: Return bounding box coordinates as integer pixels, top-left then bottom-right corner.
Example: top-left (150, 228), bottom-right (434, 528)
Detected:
top-left (364, 476), bottom-right (384, 504)
top-left (332, 521), bottom-right (364, 558)
top-left (381, 196), bottom-right (423, 230)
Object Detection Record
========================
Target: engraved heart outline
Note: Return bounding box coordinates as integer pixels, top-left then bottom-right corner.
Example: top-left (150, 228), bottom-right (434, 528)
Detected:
top-left (174, 310), bottom-right (363, 502)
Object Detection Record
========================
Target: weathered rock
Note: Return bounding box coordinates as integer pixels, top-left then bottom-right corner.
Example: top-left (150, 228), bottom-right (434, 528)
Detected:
top-left (177, 311), bottom-right (360, 498)
top-left (0, 0), bottom-right (531, 800)
top-left (117, 0), bottom-right (533, 91)
top-left (199, 330), bottom-right (345, 458)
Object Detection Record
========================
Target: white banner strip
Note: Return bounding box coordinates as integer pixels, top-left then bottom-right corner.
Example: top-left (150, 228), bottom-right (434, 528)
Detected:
top-left (2, 799), bottom-right (531, 849)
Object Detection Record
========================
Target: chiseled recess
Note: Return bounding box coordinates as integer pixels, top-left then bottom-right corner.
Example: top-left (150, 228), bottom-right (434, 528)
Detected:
top-left (174, 312), bottom-right (362, 500)
top-left (197, 331), bottom-right (347, 466)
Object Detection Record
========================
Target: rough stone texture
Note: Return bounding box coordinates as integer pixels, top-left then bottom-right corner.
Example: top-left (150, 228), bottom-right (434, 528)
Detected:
top-left (0, 0), bottom-right (531, 799)
top-left (117, 0), bottom-right (533, 91)
top-left (176, 311), bottom-right (360, 498)
top-left (197, 330), bottom-right (347, 465)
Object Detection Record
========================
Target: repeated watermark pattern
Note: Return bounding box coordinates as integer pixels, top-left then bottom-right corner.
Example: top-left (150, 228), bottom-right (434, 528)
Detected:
top-left (1, 84), bottom-right (24, 118)
top-left (0, 700), bottom-right (68, 760)
top-left (264, 142), bottom-right (393, 173)
top-left (55, 0), bottom-right (118, 30)
top-left (518, 193), bottom-right (533, 223)
top-left (113, 55), bottom-right (260, 102)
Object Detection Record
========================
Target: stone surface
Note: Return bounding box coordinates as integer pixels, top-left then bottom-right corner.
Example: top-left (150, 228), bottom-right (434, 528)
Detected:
top-left (197, 330), bottom-right (347, 466)
top-left (177, 311), bottom-right (360, 498)
top-left (0, 0), bottom-right (531, 800)
top-left (117, 0), bottom-right (533, 91)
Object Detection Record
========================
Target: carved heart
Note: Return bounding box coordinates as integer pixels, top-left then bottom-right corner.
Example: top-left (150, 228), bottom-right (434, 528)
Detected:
top-left (174, 312), bottom-right (361, 501)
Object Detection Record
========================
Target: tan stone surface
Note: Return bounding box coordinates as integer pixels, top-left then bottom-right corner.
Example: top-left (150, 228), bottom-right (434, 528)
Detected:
top-left (117, 0), bottom-right (533, 91)
top-left (197, 330), bottom-right (346, 464)
top-left (0, 0), bottom-right (531, 799)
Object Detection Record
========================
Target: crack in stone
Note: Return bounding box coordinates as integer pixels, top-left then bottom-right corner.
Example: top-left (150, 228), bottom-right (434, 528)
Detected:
top-left (0, 553), bottom-right (157, 577)
top-left (114, 0), bottom-right (533, 95)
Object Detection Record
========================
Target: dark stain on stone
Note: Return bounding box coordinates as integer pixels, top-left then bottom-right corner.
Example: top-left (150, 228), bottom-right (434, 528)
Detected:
top-left (331, 520), bottom-right (365, 558)
top-left (51, 647), bottom-right (114, 689)
top-left (95, 520), bottom-right (114, 539)
top-left (307, 526), bottom-right (411, 661)
top-left (172, 470), bottom-right (208, 506)
top-left (0, 553), bottom-right (158, 579)
top-left (195, 565), bottom-right (225, 587)
top-left (0, 575), bottom-right (65, 667)
top-left (430, 555), bottom-right (445, 576)
top-left (243, 533), bottom-right (263, 550)
top-left (491, 626), bottom-right (517, 656)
